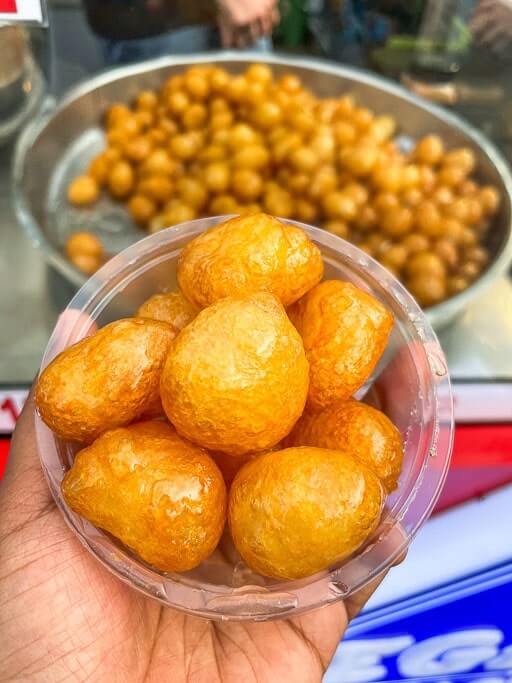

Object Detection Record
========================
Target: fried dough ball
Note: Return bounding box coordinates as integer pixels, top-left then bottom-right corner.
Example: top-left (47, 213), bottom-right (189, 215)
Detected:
top-left (62, 421), bottom-right (226, 572)
top-left (88, 155), bottom-right (110, 187)
top-left (128, 194), bottom-right (157, 225)
top-left (177, 213), bottom-right (323, 309)
top-left (140, 148), bottom-right (176, 177)
top-left (108, 161), bottom-right (135, 198)
top-left (160, 292), bottom-right (309, 455)
top-left (288, 280), bottom-right (393, 409)
top-left (414, 135), bottom-right (444, 165)
top-left (136, 290), bottom-right (198, 330)
top-left (35, 318), bottom-right (176, 443)
top-left (67, 175), bottom-right (99, 206)
top-left (231, 169), bottom-right (263, 201)
top-left (138, 175), bottom-right (174, 203)
top-left (229, 447), bottom-right (383, 579)
top-left (406, 274), bottom-right (447, 307)
top-left (176, 176), bottom-right (208, 210)
top-left (284, 399), bottom-right (403, 492)
top-left (65, 232), bottom-right (104, 275)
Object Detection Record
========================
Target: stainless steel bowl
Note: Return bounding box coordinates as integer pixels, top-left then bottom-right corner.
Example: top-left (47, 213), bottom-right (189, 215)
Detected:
top-left (13, 51), bottom-right (512, 329)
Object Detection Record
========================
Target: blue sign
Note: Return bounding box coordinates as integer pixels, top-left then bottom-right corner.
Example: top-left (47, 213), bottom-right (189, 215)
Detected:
top-left (325, 562), bottom-right (512, 683)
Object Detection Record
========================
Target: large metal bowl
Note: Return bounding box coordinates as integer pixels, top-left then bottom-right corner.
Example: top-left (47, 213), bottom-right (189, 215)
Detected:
top-left (13, 51), bottom-right (512, 329)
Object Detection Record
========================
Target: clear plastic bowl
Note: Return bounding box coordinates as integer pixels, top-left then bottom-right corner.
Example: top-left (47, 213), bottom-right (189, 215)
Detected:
top-left (35, 216), bottom-right (453, 621)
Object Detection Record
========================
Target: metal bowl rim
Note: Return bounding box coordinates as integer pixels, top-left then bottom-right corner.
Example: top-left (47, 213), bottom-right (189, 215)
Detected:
top-left (12, 50), bottom-right (512, 322)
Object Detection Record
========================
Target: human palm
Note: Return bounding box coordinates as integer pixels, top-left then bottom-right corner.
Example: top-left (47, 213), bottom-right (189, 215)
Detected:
top-left (0, 392), bottom-right (387, 682)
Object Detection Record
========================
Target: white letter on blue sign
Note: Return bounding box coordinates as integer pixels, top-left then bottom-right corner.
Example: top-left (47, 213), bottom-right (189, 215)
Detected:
top-left (325, 636), bottom-right (414, 683)
top-left (397, 629), bottom-right (503, 677)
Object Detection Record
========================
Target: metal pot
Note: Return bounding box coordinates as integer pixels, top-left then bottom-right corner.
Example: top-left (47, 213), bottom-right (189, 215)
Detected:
top-left (12, 51), bottom-right (512, 329)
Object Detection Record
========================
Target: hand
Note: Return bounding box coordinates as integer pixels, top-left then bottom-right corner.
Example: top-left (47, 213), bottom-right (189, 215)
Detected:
top-left (471, 0), bottom-right (512, 54)
top-left (0, 324), bottom-right (399, 682)
top-left (217, 0), bottom-right (279, 48)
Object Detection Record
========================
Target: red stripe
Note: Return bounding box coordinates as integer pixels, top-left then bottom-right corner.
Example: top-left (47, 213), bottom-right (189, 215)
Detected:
top-left (0, 0), bottom-right (17, 12)
top-left (0, 439), bottom-right (10, 480)
top-left (452, 424), bottom-right (512, 467)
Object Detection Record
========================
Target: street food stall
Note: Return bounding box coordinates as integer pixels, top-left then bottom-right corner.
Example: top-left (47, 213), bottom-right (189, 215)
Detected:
top-left (1, 2), bottom-right (512, 681)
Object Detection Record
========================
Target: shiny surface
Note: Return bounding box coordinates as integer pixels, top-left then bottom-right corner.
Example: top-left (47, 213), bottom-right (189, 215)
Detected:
top-left (62, 421), bottom-right (227, 572)
top-left (229, 446), bottom-right (383, 580)
top-left (34, 217), bottom-right (452, 619)
top-left (288, 280), bottom-right (393, 409)
top-left (35, 318), bottom-right (175, 443)
top-left (284, 399), bottom-right (403, 493)
top-left (136, 289), bottom-right (198, 331)
top-left (12, 52), bottom-right (512, 329)
top-left (161, 291), bottom-right (309, 455)
top-left (177, 214), bottom-right (324, 308)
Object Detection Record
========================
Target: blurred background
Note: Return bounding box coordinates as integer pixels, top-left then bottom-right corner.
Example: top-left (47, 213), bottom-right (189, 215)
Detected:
top-left (2, 1), bottom-right (512, 681)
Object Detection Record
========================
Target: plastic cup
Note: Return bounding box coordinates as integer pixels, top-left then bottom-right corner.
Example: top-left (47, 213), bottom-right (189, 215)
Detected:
top-left (35, 216), bottom-right (453, 621)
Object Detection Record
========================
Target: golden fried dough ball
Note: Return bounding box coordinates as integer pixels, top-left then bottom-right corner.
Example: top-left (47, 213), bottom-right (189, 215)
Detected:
top-left (88, 154), bottom-right (110, 186)
top-left (322, 192), bottom-right (357, 221)
top-left (433, 239), bottom-right (459, 269)
top-left (35, 318), bottom-right (176, 443)
top-left (170, 132), bottom-right (202, 160)
top-left (176, 176), bottom-right (208, 211)
top-left (210, 67), bottom-right (230, 92)
top-left (406, 252), bottom-right (446, 278)
top-left (480, 185), bottom-right (500, 214)
top-left (106, 103), bottom-right (131, 128)
top-left (380, 244), bottom-right (408, 271)
top-left (339, 145), bottom-right (378, 177)
top-left (288, 280), bottom-right (393, 409)
top-left (161, 201), bottom-right (196, 227)
top-left (136, 290), bottom-right (198, 330)
top-left (289, 146), bottom-right (318, 173)
top-left (308, 165), bottom-right (338, 201)
top-left (380, 206), bottom-right (413, 238)
top-left (263, 187), bottom-right (294, 217)
top-left (406, 274), bottom-right (447, 307)
top-left (414, 135), bottom-right (444, 165)
top-left (284, 399), bottom-right (403, 492)
top-left (229, 447), bottom-right (383, 579)
top-left (135, 90), bottom-right (158, 110)
top-left (232, 145), bottom-right (270, 171)
top-left (67, 175), bottom-right (99, 206)
top-left (128, 194), bottom-right (157, 225)
top-left (252, 101), bottom-right (282, 129)
top-left (160, 292), bottom-right (309, 455)
top-left (231, 169), bottom-right (263, 201)
top-left (108, 161), bottom-right (135, 198)
top-left (295, 199), bottom-right (318, 224)
top-left (246, 62), bottom-right (272, 83)
top-left (65, 232), bottom-right (104, 275)
top-left (209, 194), bottom-right (239, 214)
top-left (184, 72), bottom-right (210, 100)
top-left (137, 175), bottom-right (174, 203)
top-left (177, 213), bottom-right (323, 308)
top-left (140, 148), bottom-right (176, 177)
top-left (62, 421), bottom-right (226, 572)
top-left (444, 147), bottom-right (475, 174)
top-left (415, 200), bottom-right (442, 238)
top-left (437, 164), bottom-right (466, 188)
top-left (203, 161), bottom-right (230, 193)
top-left (124, 135), bottom-right (153, 163)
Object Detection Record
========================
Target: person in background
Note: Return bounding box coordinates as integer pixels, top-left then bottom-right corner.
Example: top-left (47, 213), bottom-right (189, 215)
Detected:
top-left (471, 0), bottom-right (512, 56)
top-left (83, 0), bottom-right (280, 65)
